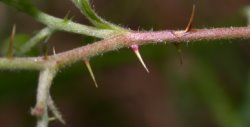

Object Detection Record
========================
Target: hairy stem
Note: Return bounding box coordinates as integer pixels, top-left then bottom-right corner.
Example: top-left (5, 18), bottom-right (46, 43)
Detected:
top-left (36, 106), bottom-right (49, 127)
top-left (0, 57), bottom-right (45, 70)
top-left (33, 67), bottom-right (57, 127)
top-left (55, 26), bottom-right (250, 67)
top-left (0, 27), bottom-right (249, 70)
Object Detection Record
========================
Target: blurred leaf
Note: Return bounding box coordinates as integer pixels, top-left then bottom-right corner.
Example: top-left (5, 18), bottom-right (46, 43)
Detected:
top-left (242, 6), bottom-right (250, 25)
top-left (193, 62), bottom-right (245, 127)
top-left (242, 72), bottom-right (250, 126)
top-left (1, 34), bottom-right (39, 56)
top-left (0, 0), bottom-right (38, 16)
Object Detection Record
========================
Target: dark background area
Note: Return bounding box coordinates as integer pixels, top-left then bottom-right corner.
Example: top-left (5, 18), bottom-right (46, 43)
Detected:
top-left (0, 0), bottom-right (250, 127)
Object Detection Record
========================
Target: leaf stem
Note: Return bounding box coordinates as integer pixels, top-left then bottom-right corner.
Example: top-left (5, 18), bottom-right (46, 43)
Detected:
top-left (19, 27), bottom-right (54, 55)
top-left (35, 12), bottom-right (117, 38)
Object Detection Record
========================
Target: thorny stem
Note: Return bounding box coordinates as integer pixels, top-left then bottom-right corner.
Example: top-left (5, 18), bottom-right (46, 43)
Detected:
top-left (54, 27), bottom-right (250, 67)
top-left (0, 26), bottom-right (249, 70)
top-left (1, 1), bottom-right (249, 127)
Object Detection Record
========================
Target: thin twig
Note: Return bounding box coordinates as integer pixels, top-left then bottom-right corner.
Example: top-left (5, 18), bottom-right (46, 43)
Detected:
top-left (31, 67), bottom-right (58, 127)
top-left (19, 27), bottom-right (54, 55)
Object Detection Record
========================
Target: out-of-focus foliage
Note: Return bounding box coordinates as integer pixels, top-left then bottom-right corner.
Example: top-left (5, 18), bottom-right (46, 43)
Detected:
top-left (243, 6), bottom-right (250, 25)
top-left (0, 34), bottom-right (39, 56)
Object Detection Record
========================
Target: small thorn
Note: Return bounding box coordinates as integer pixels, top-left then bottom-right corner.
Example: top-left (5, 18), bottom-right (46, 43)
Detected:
top-left (171, 5), bottom-right (195, 37)
top-left (64, 10), bottom-right (75, 23)
top-left (48, 95), bottom-right (66, 124)
top-left (84, 60), bottom-right (98, 88)
top-left (130, 45), bottom-right (149, 73)
top-left (49, 117), bottom-right (57, 121)
top-left (69, 16), bottom-right (75, 21)
top-left (185, 4), bottom-right (196, 32)
top-left (43, 42), bottom-right (49, 60)
top-left (53, 47), bottom-right (56, 56)
top-left (63, 11), bottom-right (71, 22)
top-left (7, 24), bottom-right (16, 59)
top-left (174, 43), bottom-right (184, 65)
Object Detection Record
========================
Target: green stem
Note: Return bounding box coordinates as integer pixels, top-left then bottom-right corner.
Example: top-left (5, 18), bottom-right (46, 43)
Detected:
top-left (0, 57), bottom-right (45, 70)
top-left (19, 27), bottom-right (54, 55)
top-left (35, 12), bottom-right (116, 38)
top-left (0, 0), bottom-right (117, 38)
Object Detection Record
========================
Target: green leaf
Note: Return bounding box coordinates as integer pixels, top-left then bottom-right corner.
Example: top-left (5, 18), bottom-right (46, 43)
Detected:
top-left (72, 0), bottom-right (126, 31)
top-left (0, 0), bottom-right (38, 16)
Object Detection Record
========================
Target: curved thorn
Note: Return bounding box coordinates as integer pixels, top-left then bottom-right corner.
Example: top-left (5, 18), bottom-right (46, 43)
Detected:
top-left (130, 45), bottom-right (149, 73)
top-left (7, 24), bottom-right (16, 59)
top-left (185, 4), bottom-right (196, 32)
top-left (84, 60), bottom-right (98, 88)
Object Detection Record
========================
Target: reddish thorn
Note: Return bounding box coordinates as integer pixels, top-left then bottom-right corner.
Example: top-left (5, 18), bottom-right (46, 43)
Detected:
top-left (130, 45), bottom-right (149, 73)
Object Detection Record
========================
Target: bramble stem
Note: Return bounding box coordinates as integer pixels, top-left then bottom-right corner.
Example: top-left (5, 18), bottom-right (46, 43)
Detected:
top-left (1, 1), bottom-right (249, 127)
top-left (0, 27), bottom-right (249, 70)
top-left (55, 27), bottom-right (250, 67)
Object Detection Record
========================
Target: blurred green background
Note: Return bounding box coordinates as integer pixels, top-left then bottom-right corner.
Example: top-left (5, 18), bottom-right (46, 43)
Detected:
top-left (0, 0), bottom-right (250, 127)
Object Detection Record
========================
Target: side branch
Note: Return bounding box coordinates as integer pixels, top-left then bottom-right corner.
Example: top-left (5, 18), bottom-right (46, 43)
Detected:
top-left (36, 12), bottom-right (116, 38)
top-left (0, 27), bottom-right (249, 70)
top-left (32, 67), bottom-right (58, 127)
